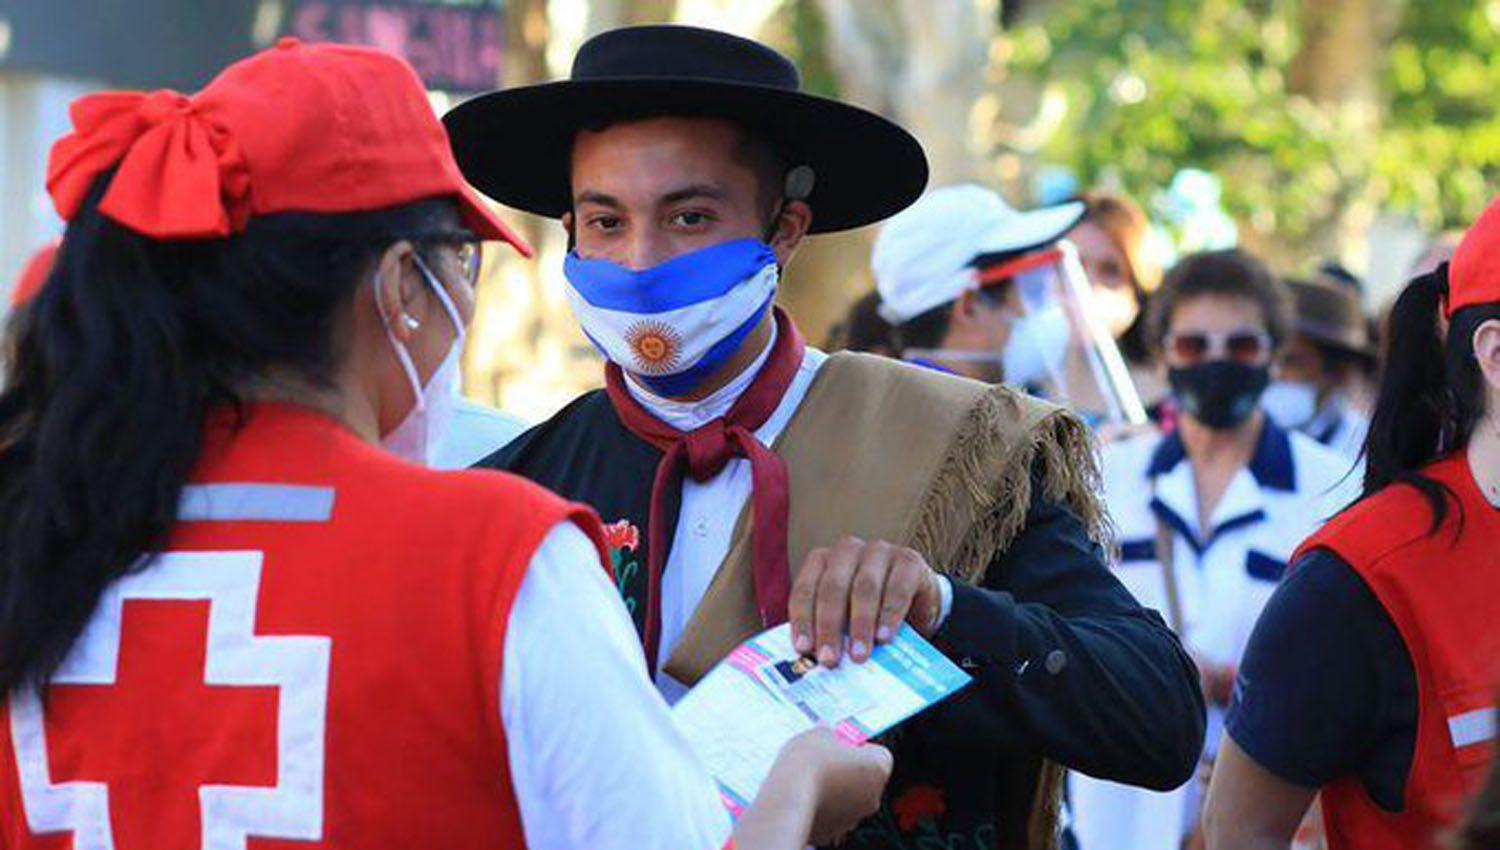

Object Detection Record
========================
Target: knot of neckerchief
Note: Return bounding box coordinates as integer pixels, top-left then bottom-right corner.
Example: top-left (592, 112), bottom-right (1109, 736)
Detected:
top-left (604, 307), bottom-right (805, 677)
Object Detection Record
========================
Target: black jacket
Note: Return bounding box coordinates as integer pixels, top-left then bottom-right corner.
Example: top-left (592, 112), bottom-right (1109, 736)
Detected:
top-left (478, 389), bottom-right (1205, 850)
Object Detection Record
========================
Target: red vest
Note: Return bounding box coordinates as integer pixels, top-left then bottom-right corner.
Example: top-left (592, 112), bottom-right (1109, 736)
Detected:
top-left (1, 404), bottom-right (605, 849)
top-left (1294, 453), bottom-right (1499, 850)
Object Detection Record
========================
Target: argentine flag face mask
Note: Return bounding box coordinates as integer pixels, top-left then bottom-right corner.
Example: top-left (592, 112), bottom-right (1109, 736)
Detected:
top-left (563, 238), bottom-right (780, 397)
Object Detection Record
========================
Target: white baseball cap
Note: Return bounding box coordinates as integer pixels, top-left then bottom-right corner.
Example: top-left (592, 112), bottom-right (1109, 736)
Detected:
top-left (872, 183), bottom-right (1085, 324)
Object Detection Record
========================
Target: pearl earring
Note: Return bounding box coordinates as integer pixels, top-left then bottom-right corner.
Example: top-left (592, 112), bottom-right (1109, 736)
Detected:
top-left (403, 316), bottom-right (420, 331)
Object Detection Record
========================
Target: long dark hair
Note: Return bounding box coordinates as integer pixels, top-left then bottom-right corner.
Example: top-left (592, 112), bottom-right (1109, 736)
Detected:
top-left (0, 170), bottom-right (458, 692)
top-left (1361, 263), bottom-right (1500, 530)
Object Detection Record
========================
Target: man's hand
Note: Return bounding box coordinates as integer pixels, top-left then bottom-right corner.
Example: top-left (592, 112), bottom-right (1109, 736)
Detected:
top-left (789, 536), bottom-right (944, 667)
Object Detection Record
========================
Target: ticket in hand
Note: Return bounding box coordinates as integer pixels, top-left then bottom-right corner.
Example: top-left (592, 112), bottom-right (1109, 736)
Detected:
top-left (671, 623), bottom-right (971, 812)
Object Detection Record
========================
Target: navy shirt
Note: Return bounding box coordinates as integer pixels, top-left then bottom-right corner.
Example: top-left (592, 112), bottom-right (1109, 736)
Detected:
top-left (1226, 549), bottom-right (1418, 811)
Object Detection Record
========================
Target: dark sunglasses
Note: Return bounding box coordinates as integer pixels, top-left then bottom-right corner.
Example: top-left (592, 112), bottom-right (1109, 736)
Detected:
top-left (1163, 329), bottom-right (1272, 365)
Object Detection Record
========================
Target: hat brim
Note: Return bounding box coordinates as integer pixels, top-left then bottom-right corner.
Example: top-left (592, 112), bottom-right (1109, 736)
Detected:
top-left (974, 201), bottom-right (1087, 260)
top-left (444, 78), bottom-right (929, 234)
top-left (1295, 320), bottom-right (1379, 362)
top-left (455, 184), bottom-right (534, 258)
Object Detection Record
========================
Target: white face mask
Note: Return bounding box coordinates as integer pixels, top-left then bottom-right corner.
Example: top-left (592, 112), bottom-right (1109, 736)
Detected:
top-left (1091, 283), bottom-right (1141, 340)
top-left (1261, 380), bottom-right (1319, 429)
top-left (377, 255), bottom-right (465, 466)
top-left (1002, 303), bottom-right (1070, 388)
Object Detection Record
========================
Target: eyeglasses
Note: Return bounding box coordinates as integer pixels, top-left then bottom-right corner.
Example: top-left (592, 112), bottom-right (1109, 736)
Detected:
top-left (453, 240), bottom-right (483, 287)
top-left (420, 232), bottom-right (484, 288)
top-left (1163, 329), bottom-right (1273, 365)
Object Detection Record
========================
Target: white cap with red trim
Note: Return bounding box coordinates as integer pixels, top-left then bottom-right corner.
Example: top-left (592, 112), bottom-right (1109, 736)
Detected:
top-left (872, 183), bottom-right (1083, 324)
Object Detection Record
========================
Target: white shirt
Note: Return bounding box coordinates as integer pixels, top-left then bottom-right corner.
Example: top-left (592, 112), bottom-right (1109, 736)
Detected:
top-left (625, 329), bottom-right (830, 701)
top-left (503, 520), bottom-right (732, 850)
top-left (1101, 419), bottom-right (1357, 671)
top-left (1304, 401), bottom-right (1370, 463)
top-left (624, 335), bottom-right (953, 702)
top-left (1068, 417), bottom-right (1358, 850)
top-left (432, 398), bottom-right (528, 470)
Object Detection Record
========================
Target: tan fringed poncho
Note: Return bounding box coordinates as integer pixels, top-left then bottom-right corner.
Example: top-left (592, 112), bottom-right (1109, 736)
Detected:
top-left (662, 351), bottom-right (1112, 850)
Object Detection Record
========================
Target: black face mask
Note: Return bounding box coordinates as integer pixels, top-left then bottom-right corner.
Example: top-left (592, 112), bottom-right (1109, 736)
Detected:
top-left (1169, 361), bottom-right (1271, 430)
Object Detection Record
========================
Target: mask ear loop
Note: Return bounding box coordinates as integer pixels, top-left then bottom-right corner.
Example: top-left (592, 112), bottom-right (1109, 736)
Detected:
top-left (412, 253), bottom-right (466, 337)
top-left (373, 271), bottom-right (428, 414)
top-left (375, 253), bottom-right (467, 415)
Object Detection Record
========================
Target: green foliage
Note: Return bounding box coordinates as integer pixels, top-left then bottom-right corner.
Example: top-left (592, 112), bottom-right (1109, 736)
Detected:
top-left (1378, 0), bottom-right (1500, 230)
top-left (1002, 0), bottom-right (1499, 242)
top-left (783, 0), bottom-right (842, 99)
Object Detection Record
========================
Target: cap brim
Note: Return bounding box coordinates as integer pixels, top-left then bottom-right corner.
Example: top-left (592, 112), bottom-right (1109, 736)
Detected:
top-left (456, 184), bottom-right (534, 258)
top-left (444, 78), bottom-right (929, 234)
top-left (973, 201), bottom-right (1087, 259)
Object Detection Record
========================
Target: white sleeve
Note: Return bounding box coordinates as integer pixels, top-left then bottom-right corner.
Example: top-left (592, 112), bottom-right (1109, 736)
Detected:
top-left (502, 520), bottom-right (733, 850)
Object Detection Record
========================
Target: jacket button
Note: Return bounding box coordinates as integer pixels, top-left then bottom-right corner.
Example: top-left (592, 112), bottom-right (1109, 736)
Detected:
top-left (1045, 650), bottom-right (1067, 675)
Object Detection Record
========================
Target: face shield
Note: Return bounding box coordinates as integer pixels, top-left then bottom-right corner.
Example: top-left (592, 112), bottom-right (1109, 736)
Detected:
top-left (1053, 240), bottom-right (1150, 425)
top-left (901, 243), bottom-right (1149, 426)
top-left (900, 249), bottom-right (1067, 388)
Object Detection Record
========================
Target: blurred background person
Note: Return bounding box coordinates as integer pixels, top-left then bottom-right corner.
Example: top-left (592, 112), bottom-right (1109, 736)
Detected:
top-left (1071, 249), bottom-right (1354, 850)
top-left (1262, 276), bottom-right (1378, 461)
top-left (1061, 190), bottom-right (1169, 419)
top-left (1204, 201), bottom-right (1500, 850)
top-left (823, 290), bottom-right (894, 356)
top-left (872, 183), bottom-right (1083, 390)
top-left (0, 41), bottom-right (889, 850)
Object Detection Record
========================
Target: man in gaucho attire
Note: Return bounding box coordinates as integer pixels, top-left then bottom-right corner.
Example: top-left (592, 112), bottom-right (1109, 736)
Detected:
top-left (446, 24), bottom-right (1205, 850)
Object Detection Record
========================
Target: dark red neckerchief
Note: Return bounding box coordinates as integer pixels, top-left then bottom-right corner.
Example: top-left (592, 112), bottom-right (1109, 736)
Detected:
top-left (604, 307), bottom-right (805, 676)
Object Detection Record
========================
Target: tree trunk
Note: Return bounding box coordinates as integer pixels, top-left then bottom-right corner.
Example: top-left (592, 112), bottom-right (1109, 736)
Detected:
top-left (773, 1), bottom-right (995, 347)
top-left (463, 0), bottom-right (603, 420)
top-left (1251, 0), bottom-right (1400, 275)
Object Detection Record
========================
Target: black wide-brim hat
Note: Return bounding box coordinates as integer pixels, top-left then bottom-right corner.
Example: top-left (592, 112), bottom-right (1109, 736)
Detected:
top-left (443, 25), bottom-right (929, 234)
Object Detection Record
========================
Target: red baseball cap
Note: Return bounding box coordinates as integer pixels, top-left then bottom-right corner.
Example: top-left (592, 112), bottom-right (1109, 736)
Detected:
top-left (46, 38), bottom-right (531, 256)
top-left (1449, 196), bottom-right (1500, 317)
top-left (10, 243), bottom-right (59, 308)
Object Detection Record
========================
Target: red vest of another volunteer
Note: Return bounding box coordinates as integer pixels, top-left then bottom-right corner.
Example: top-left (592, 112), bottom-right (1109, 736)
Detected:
top-left (0, 403), bottom-right (603, 849)
top-left (1295, 452), bottom-right (1500, 850)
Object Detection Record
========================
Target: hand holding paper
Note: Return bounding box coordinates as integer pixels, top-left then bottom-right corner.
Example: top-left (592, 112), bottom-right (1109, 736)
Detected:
top-left (672, 623), bottom-right (970, 811)
top-left (789, 537), bottom-right (945, 665)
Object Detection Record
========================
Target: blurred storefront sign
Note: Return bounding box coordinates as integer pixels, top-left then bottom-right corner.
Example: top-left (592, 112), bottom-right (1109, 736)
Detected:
top-left (284, 0), bottom-right (503, 92)
top-left (0, 0), bottom-right (503, 92)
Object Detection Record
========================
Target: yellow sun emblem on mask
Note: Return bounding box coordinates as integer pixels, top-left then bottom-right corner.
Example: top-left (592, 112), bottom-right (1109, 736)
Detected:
top-left (625, 320), bottom-right (683, 374)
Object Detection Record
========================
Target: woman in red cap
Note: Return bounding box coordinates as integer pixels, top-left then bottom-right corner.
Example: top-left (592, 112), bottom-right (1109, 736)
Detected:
top-left (0, 40), bottom-right (888, 850)
top-left (1202, 197), bottom-right (1500, 850)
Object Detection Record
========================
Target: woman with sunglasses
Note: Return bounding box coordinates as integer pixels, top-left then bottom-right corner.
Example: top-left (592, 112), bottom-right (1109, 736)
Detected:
top-left (1069, 249), bottom-right (1356, 850)
top-left (0, 41), bottom-right (890, 850)
top-left (1202, 201), bottom-right (1500, 850)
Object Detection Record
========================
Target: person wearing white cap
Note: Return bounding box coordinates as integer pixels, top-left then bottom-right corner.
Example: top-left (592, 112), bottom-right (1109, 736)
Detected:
top-left (873, 184), bottom-right (1084, 390)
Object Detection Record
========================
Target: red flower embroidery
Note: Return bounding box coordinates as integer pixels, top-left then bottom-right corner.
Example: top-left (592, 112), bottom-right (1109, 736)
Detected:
top-left (891, 784), bottom-right (945, 832)
top-left (602, 519), bottom-right (640, 553)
